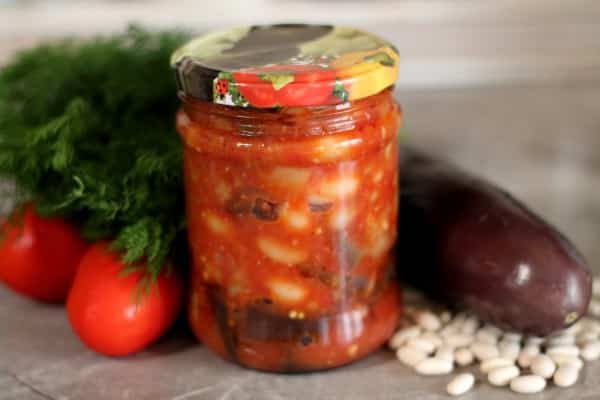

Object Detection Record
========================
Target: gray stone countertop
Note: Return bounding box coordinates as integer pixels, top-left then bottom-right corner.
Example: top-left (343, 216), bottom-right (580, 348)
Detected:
top-left (1, 82), bottom-right (600, 399)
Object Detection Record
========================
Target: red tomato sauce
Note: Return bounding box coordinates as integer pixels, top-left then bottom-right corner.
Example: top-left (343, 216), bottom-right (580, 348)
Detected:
top-left (178, 89), bottom-right (402, 372)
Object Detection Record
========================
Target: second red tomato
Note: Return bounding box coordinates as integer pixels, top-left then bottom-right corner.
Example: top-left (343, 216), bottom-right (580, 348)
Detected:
top-left (67, 242), bottom-right (183, 356)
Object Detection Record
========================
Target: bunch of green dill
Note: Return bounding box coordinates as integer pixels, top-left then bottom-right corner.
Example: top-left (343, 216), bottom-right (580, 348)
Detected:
top-left (0, 26), bottom-right (190, 277)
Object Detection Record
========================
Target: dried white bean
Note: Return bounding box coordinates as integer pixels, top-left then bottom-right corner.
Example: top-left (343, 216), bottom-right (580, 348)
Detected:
top-left (549, 354), bottom-right (584, 369)
top-left (530, 354), bottom-right (556, 379)
top-left (499, 341), bottom-right (521, 360)
top-left (452, 313), bottom-right (468, 326)
top-left (454, 348), bottom-right (474, 367)
top-left (448, 320), bottom-right (465, 330)
top-left (503, 332), bottom-right (522, 342)
top-left (554, 364), bottom-right (579, 387)
top-left (577, 331), bottom-right (599, 345)
top-left (547, 345), bottom-right (580, 358)
top-left (547, 334), bottom-right (575, 347)
top-left (568, 321), bottom-right (584, 335)
top-left (471, 342), bottom-right (500, 361)
top-left (396, 346), bottom-right (428, 367)
top-left (517, 346), bottom-right (540, 368)
top-left (488, 365), bottom-right (520, 386)
top-left (525, 336), bottom-right (544, 347)
top-left (421, 332), bottom-right (443, 348)
top-left (580, 340), bottom-right (600, 361)
top-left (436, 346), bottom-right (455, 362)
top-left (389, 293), bottom-right (600, 395)
top-left (482, 324), bottom-right (503, 337)
top-left (451, 324), bottom-right (467, 334)
top-left (439, 325), bottom-right (459, 338)
top-left (475, 329), bottom-right (498, 345)
top-left (446, 373), bottom-right (475, 396)
top-left (480, 357), bottom-right (514, 373)
top-left (415, 357), bottom-right (454, 375)
top-left (407, 337), bottom-right (437, 354)
top-left (593, 277), bottom-right (600, 295)
top-left (510, 375), bottom-right (546, 394)
top-left (582, 319), bottom-right (600, 334)
top-left (461, 318), bottom-right (479, 335)
top-left (589, 300), bottom-right (600, 316)
top-left (445, 333), bottom-right (474, 348)
top-left (440, 311), bottom-right (452, 324)
top-left (389, 326), bottom-right (421, 349)
top-left (417, 311), bottom-right (442, 332)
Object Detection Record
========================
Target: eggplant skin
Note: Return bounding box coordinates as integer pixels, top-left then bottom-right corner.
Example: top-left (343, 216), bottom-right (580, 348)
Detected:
top-left (397, 147), bottom-right (592, 335)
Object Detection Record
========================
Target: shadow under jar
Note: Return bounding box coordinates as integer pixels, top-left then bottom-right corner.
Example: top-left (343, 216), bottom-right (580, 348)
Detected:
top-left (172, 24), bottom-right (403, 372)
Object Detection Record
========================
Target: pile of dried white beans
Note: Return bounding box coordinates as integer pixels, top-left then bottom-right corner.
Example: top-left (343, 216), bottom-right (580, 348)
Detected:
top-left (389, 277), bottom-right (600, 396)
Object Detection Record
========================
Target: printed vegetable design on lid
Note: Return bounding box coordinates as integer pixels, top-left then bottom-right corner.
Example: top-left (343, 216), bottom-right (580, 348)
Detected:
top-left (170, 24), bottom-right (399, 108)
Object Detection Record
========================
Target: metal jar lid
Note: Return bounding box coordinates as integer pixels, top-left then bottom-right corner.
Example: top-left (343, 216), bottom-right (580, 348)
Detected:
top-left (171, 24), bottom-right (399, 108)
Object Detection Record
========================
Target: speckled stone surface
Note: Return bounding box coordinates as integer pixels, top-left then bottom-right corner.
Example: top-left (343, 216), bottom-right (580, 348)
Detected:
top-left (1, 83), bottom-right (600, 399)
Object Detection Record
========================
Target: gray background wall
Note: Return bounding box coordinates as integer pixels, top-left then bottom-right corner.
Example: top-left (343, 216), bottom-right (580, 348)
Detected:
top-left (1, 0), bottom-right (599, 88)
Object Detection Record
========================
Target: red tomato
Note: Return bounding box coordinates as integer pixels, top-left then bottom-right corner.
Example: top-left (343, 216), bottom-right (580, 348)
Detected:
top-left (0, 204), bottom-right (87, 302)
top-left (276, 81), bottom-right (334, 107)
top-left (67, 242), bottom-right (183, 356)
top-left (277, 67), bottom-right (335, 106)
top-left (234, 65), bottom-right (336, 107)
top-left (233, 71), bottom-right (277, 107)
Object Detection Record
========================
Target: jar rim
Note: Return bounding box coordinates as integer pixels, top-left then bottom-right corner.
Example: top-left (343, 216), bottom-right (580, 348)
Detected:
top-left (178, 88), bottom-right (397, 137)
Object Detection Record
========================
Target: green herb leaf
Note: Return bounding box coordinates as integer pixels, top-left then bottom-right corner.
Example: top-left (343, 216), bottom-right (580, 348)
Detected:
top-left (332, 81), bottom-right (349, 102)
top-left (259, 73), bottom-right (294, 90)
top-left (0, 25), bottom-right (190, 279)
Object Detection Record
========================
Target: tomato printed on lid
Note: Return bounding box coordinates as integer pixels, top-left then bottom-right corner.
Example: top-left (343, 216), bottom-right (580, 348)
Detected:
top-left (171, 24), bottom-right (399, 108)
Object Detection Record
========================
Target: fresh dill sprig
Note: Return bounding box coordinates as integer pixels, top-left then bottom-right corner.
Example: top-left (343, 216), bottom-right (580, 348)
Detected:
top-left (0, 25), bottom-right (190, 279)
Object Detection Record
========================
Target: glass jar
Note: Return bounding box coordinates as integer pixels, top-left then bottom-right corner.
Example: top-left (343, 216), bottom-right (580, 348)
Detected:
top-left (172, 24), bottom-right (403, 372)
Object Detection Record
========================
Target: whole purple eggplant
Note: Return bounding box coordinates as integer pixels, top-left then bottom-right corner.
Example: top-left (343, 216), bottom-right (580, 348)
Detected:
top-left (397, 147), bottom-right (592, 335)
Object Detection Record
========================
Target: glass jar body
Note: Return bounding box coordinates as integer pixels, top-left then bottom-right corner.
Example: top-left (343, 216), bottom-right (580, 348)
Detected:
top-left (177, 89), bottom-right (402, 372)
